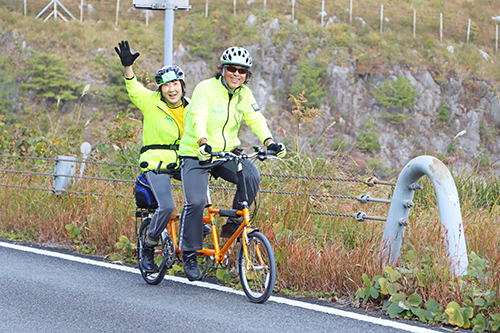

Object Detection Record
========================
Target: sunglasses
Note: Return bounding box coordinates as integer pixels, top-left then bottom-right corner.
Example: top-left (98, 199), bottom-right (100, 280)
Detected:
top-left (225, 66), bottom-right (248, 75)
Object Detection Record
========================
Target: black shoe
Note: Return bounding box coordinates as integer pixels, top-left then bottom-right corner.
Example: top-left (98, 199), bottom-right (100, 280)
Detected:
top-left (141, 245), bottom-right (158, 273)
top-left (182, 251), bottom-right (201, 281)
top-left (203, 224), bottom-right (211, 238)
top-left (220, 217), bottom-right (243, 238)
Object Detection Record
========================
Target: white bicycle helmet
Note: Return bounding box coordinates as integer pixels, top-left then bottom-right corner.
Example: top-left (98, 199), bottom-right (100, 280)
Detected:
top-left (220, 47), bottom-right (252, 68)
top-left (155, 65), bottom-right (185, 86)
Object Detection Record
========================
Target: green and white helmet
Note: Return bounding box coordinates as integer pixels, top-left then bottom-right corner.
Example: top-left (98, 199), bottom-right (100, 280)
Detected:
top-left (155, 65), bottom-right (185, 86)
top-left (220, 47), bottom-right (252, 68)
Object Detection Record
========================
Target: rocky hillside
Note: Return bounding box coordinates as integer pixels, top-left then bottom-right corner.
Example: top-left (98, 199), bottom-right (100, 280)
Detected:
top-left (1, 7), bottom-right (499, 176)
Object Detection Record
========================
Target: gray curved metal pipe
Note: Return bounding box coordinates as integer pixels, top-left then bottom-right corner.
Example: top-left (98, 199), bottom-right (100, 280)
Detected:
top-left (380, 155), bottom-right (468, 276)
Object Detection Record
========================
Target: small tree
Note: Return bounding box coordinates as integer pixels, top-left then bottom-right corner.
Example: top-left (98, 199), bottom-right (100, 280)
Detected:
top-left (373, 76), bottom-right (418, 109)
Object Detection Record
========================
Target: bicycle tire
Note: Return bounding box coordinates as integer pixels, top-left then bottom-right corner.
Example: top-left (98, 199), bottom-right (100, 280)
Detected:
top-left (137, 218), bottom-right (174, 285)
top-left (237, 231), bottom-right (276, 303)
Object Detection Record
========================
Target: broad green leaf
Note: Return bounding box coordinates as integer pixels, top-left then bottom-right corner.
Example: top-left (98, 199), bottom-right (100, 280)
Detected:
top-left (216, 268), bottom-right (227, 280)
top-left (426, 299), bottom-right (442, 313)
top-left (462, 306), bottom-right (474, 329)
top-left (445, 302), bottom-right (464, 327)
top-left (370, 287), bottom-right (379, 299)
top-left (386, 282), bottom-right (401, 295)
top-left (379, 277), bottom-right (388, 294)
top-left (387, 302), bottom-right (405, 318)
top-left (473, 298), bottom-right (485, 307)
top-left (408, 293), bottom-right (422, 307)
top-left (390, 292), bottom-right (405, 303)
top-left (411, 307), bottom-right (427, 322)
top-left (385, 266), bottom-right (402, 283)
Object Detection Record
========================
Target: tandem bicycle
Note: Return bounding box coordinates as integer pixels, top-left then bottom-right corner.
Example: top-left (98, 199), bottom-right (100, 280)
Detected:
top-left (135, 146), bottom-right (278, 303)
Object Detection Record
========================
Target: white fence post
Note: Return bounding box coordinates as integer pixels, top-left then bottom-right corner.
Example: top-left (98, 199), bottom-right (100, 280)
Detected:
top-left (496, 25), bottom-right (498, 53)
top-left (321, 0), bottom-right (324, 27)
top-left (264, 0), bottom-right (266, 12)
top-left (413, 10), bottom-right (416, 38)
top-left (80, 0), bottom-right (84, 22)
top-left (205, 0), bottom-right (208, 18)
top-left (467, 18), bottom-right (471, 44)
top-left (440, 13), bottom-right (443, 42)
top-left (233, 0), bottom-right (236, 15)
top-left (115, 0), bottom-right (120, 26)
top-left (292, 0), bottom-right (295, 22)
top-left (380, 5), bottom-right (383, 33)
top-left (24, 0), bottom-right (27, 17)
top-left (349, 0), bottom-right (353, 26)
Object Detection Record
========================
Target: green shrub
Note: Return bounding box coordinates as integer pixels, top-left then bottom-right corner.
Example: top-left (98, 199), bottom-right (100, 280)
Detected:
top-left (22, 49), bottom-right (83, 103)
top-left (373, 76), bottom-right (418, 108)
top-left (289, 55), bottom-right (328, 109)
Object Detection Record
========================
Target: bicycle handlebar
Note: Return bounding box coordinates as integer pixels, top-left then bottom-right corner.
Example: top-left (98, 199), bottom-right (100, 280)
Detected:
top-left (211, 146), bottom-right (277, 163)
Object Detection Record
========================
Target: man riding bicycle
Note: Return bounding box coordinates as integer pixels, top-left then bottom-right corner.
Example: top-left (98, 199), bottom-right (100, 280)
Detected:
top-left (178, 46), bottom-right (286, 281)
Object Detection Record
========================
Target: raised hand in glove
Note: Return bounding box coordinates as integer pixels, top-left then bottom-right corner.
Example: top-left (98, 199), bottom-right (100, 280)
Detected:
top-left (267, 142), bottom-right (286, 158)
top-left (114, 40), bottom-right (140, 67)
top-left (197, 143), bottom-right (212, 161)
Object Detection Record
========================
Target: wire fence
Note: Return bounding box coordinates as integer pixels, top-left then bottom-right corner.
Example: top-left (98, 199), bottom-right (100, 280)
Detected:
top-left (0, 154), bottom-right (394, 221)
top-left (4, 0), bottom-right (499, 52)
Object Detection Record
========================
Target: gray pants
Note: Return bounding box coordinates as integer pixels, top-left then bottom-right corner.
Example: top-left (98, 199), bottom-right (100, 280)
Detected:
top-left (144, 171), bottom-right (175, 243)
top-left (179, 158), bottom-right (260, 252)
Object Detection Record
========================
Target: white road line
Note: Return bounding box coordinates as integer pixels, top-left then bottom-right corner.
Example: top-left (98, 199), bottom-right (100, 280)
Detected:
top-left (1, 241), bottom-right (441, 333)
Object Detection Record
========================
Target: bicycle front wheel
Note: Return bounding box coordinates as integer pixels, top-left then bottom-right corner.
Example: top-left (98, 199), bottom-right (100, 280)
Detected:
top-left (237, 231), bottom-right (276, 303)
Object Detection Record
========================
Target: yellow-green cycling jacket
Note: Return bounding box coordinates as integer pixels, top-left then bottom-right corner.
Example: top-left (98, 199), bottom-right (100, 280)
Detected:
top-left (125, 75), bottom-right (188, 171)
top-left (179, 77), bottom-right (273, 156)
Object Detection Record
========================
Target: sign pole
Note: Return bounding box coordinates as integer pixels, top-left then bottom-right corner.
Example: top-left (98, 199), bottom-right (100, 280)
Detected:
top-left (164, 0), bottom-right (174, 66)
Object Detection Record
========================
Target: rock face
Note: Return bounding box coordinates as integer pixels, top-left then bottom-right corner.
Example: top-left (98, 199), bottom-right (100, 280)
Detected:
top-left (175, 46), bottom-right (498, 172)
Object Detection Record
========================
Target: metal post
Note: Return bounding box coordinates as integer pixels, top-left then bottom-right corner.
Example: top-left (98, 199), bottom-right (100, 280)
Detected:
top-left (292, 0), bottom-right (295, 22)
top-left (321, 1), bottom-right (324, 27)
top-left (233, 0), bottom-right (236, 15)
top-left (164, 0), bottom-right (174, 66)
top-left (80, 0), bottom-right (83, 22)
top-left (264, 0), bottom-right (266, 11)
top-left (440, 13), bottom-right (443, 42)
top-left (205, 0), bottom-right (208, 18)
top-left (379, 155), bottom-right (468, 276)
top-left (349, 0), bottom-right (352, 26)
top-left (467, 18), bottom-right (471, 44)
top-left (53, 155), bottom-right (77, 195)
top-left (380, 5), bottom-right (383, 33)
top-left (24, 0), bottom-right (27, 17)
top-left (413, 10), bottom-right (416, 38)
top-left (496, 25), bottom-right (498, 53)
top-left (115, 0), bottom-right (120, 26)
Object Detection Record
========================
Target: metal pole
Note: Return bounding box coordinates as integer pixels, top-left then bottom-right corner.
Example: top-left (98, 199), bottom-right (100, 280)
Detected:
top-left (379, 155), bottom-right (468, 276)
top-left (115, 0), bottom-right (120, 26)
top-left (205, 0), bottom-right (208, 18)
top-left (24, 0), bottom-right (27, 17)
top-left (440, 13), bottom-right (443, 42)
top-left (413, 10), bottom-right (416, 38)
top-left (292, 0), bottom-right (295, 22)
top-left (380, 5), bottom-right (383, 34)
top-left (164, 0), bottom-right (174, 66)
top-left (349, 0), bottom-right (352, 26)
top-left (55, 1), bottom-right (58, 21)
top-left (321, 1), bottom-right (324, 27)
top-left (80, 0), bottom-right (83, 22)
top-left (233, 0), bottom-right (236, 15)
top-left (496, 25), bottom-right (498, 53)
top-left (264, 0), bottom-right (266, 12)
top-left (467, 18), bottom-right (471, 44)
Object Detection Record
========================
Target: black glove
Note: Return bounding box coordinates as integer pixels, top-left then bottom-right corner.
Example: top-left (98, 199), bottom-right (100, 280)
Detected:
top-left (267, 142), bottom-right (286, 158)
top-left (197, 143), bottom-right (212, 161)
top-left (114, 40), bottom-right (140, 67)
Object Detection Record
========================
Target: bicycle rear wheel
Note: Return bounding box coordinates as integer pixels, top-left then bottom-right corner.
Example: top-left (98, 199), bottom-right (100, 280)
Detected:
top-left (237, 231), bottom-right (276, 303)
top-left (137, 217), bottom-right (174, 285)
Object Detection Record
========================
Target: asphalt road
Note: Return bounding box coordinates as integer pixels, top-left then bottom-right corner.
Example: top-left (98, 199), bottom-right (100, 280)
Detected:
top-left (0, 241), bottom-right (456, 333)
